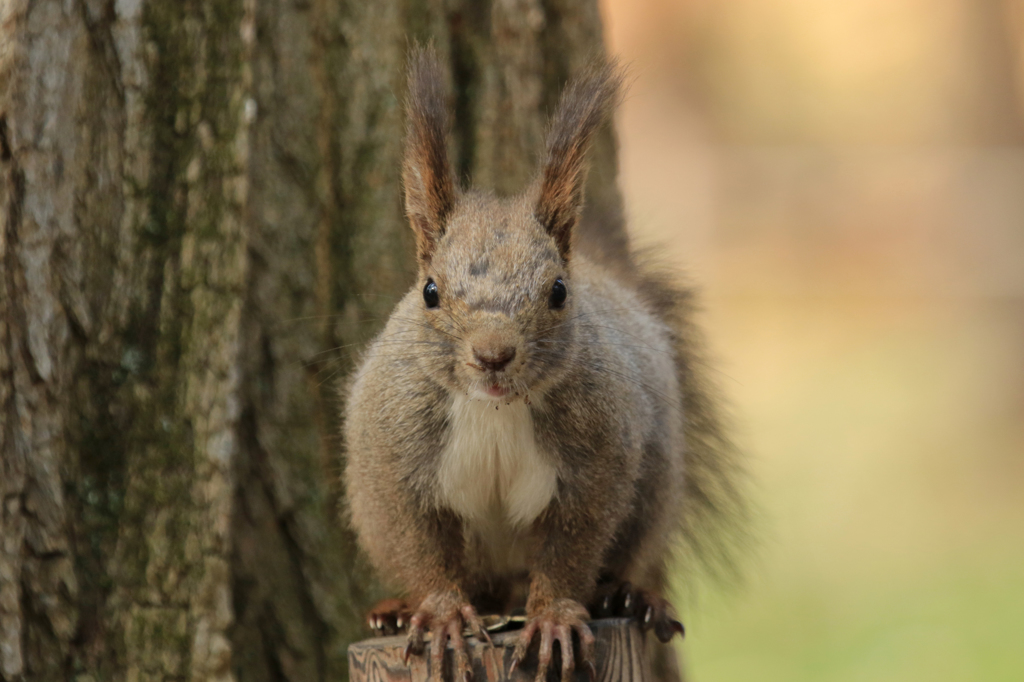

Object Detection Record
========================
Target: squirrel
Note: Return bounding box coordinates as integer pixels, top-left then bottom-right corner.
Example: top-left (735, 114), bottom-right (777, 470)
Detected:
top-left (343, 48), bottom-right (745, 682)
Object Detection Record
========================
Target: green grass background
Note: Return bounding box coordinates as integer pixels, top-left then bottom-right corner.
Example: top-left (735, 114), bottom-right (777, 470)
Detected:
top-left (674, 296), bottom-right (1024, 681)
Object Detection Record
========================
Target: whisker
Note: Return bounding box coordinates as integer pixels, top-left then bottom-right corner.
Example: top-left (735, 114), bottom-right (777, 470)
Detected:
top-left (531, 336), bottom-right (674, 358)
top-left (309, 349), bottom-right (453, 380)
top-left (293, 334), bottom-right (447, 367)
top-left (529, 348), bottom-right (678, 407)
top-left (387, 314), bottom-right (465, 342)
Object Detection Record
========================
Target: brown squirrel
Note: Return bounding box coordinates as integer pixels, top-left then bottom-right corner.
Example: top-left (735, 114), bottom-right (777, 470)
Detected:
top-left (344, 49), bottom-right (744, 682)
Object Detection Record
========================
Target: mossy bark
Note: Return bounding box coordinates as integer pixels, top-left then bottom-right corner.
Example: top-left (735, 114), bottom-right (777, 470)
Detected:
top-left (0, 1), bottom-right (620, 680)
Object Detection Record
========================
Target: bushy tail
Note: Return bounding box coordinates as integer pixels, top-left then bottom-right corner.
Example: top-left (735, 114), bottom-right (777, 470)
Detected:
top-left (635, 261), bottom-right (751, 682)
top-left (636, 258), bottom-right (752, 589)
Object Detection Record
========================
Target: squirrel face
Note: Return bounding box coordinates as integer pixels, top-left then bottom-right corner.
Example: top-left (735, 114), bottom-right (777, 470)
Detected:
top-left (413, 193), bottom-right (577, 402)
top-left (396, 53), bottom-right (620, 402)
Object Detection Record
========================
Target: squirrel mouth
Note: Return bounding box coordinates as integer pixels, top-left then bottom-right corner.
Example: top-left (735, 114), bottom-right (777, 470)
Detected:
top-left (485, 383), bottom-right (509, 398)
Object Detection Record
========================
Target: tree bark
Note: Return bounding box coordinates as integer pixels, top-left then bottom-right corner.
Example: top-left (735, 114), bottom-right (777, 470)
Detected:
top-left (0, 1), bottom-right (621, 681)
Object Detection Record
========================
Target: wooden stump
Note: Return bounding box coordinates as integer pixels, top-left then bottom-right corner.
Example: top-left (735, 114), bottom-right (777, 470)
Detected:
top-left (349, 618), bottom-right (650, 682)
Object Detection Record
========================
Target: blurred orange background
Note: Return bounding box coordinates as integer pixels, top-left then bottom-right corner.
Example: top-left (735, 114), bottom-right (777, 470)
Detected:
top-left (600, 1), bottom-right (1024, 679)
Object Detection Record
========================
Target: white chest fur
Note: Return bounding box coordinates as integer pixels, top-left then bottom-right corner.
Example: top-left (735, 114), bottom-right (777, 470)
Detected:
top-left (437, 395), bottom-right (558, 530)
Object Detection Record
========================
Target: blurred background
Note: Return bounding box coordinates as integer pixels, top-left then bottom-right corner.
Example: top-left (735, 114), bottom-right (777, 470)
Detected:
top-left (600, 0), bottom-right (1024, 680)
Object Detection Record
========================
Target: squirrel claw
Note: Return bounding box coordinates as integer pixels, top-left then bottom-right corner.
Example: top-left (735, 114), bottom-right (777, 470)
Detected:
top-left (590, 581), bottom-right (633, 619)
top-left (512, 599), bottom-right (594, 682)
top-left (368, 598), bottom-right (414, 637)
top-left (401, 592), bottom-right (482, 682)
top-left (654, 617), bottom-right (685, 643)
top-left (589, 582), bottom-right (685, 642)
top-left (508, 655), bottom-right (520, 676)
top-left (461, 604), bottom-right (493, 647)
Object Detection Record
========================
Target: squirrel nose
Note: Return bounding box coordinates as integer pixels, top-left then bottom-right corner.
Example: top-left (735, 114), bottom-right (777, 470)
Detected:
top-left (473, 346), bottom-right (516, 372)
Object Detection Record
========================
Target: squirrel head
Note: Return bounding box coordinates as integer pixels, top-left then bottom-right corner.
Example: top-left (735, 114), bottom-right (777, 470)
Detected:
top-left (398, 48), bottom-right (621, 401)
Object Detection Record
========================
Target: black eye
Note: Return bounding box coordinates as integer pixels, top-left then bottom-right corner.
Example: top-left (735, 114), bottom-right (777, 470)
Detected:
top-left (549, 278), bottom-right (567, 309)
top-left (423, 279), bottom-right (439, 308)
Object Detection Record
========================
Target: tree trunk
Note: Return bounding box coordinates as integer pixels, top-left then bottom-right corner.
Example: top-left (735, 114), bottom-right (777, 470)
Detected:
top-left (0, 1), bottom-right (621, 680)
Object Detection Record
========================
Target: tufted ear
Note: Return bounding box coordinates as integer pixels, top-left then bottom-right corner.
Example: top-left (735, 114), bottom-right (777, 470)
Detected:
top-left (535, 60), bottom-right (622, 261)
top-left (403, 47), bottom-right (456, 265)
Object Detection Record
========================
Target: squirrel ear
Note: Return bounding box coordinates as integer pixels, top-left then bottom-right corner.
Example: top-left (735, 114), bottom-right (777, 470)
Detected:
top-left (535, 60), bottom-right (622, 261)
top-left (403, 47), bottom-right (456, 265)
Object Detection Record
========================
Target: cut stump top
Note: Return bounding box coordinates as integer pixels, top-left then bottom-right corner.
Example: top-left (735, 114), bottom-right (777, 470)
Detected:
top-left (349, 618), bottom-right (650, 682)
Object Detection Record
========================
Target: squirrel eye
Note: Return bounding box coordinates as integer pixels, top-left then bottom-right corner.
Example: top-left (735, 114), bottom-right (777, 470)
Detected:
top-left (549, 278), bottom-right (567, 309)
top-left (423, 279), bottom-right (440, 308)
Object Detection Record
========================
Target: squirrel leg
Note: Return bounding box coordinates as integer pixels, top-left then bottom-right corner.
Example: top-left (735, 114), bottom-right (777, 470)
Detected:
top-left (349, 467), bottom-right (487, 678)
top-left (511, 535), bottom-right (606, 682)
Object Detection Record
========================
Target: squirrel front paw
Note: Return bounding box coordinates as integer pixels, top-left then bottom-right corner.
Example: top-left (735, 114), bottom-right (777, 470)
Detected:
top-left (404, 590), bottom-right (492, 682)
top-left (510, 599), bottom-right (596, 682)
